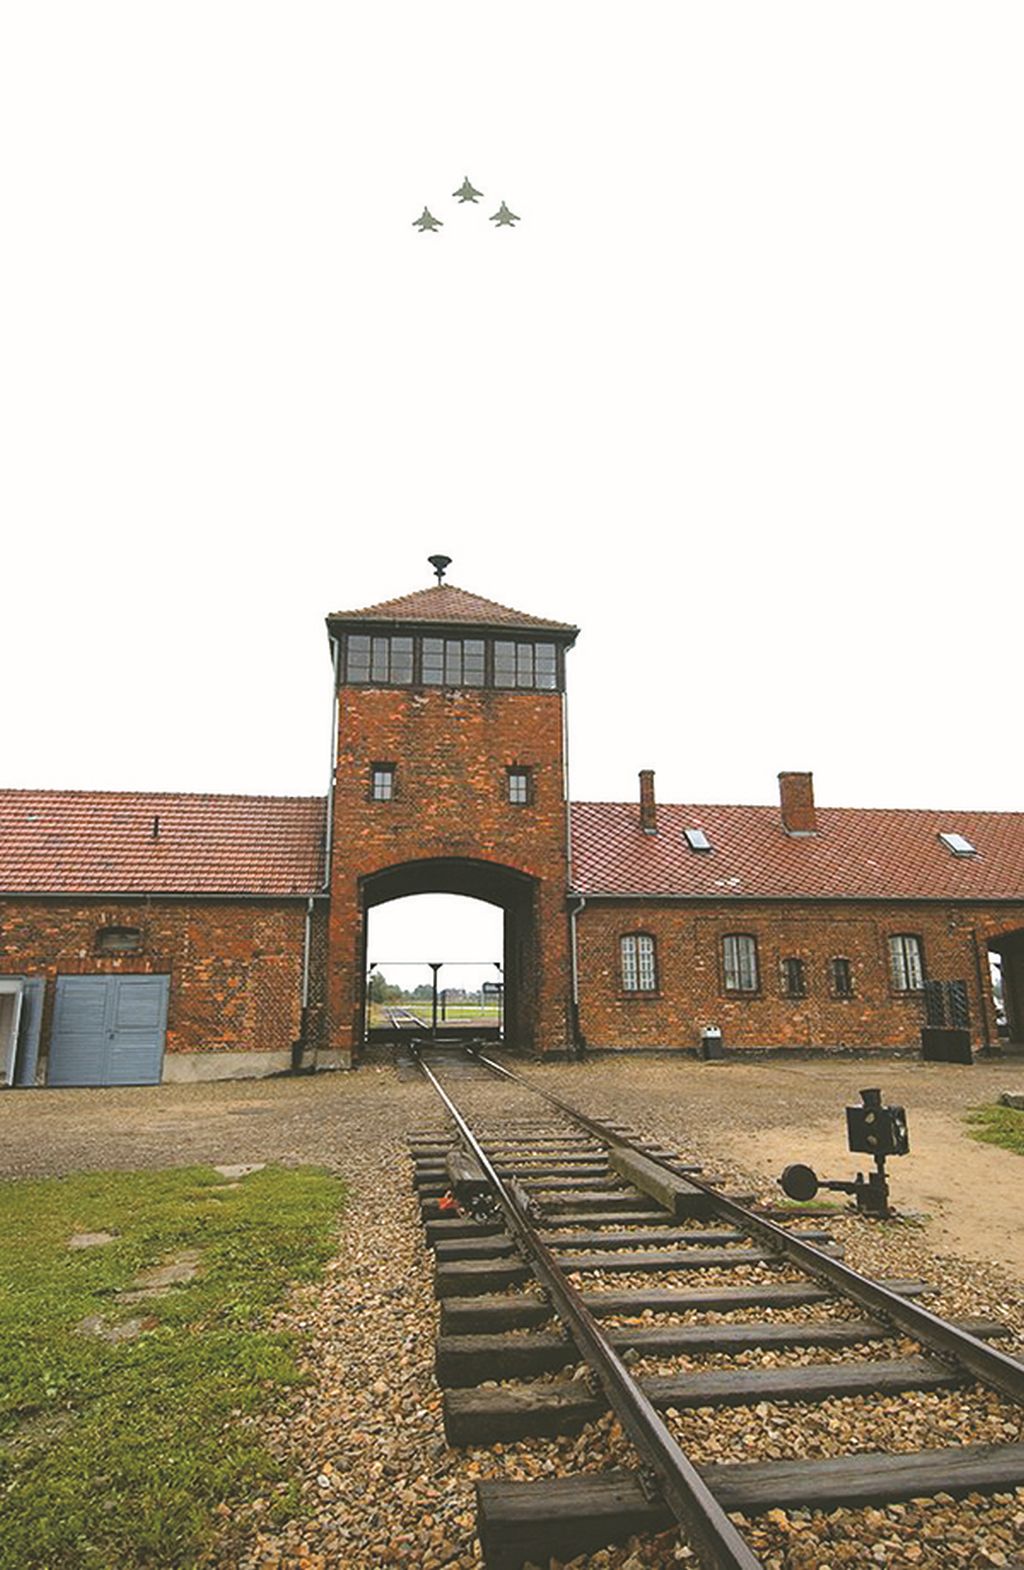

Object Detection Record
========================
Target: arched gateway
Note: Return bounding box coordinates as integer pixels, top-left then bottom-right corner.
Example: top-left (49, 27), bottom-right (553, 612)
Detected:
top-left (324, 579), bottom-right (579, 1065)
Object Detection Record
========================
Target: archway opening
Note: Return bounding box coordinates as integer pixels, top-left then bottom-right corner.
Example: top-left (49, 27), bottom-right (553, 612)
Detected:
top-left (988, 930), bottom-right (1024, 1044)
top-left (366, 894), bottom-right (504, 1039)
top-left (359, 858), bottom-right (538, 1049)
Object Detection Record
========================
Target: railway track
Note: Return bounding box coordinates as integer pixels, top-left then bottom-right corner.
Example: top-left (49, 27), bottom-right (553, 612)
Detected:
top-left (407, 1042), bottom-right (1024, 1569)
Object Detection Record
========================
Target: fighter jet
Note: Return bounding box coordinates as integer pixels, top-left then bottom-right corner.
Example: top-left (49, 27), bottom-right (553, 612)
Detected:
top-left (413, 207), bottom-right (443, 232)
top-left (453, 176), bottom-right (483, 203)
top-left (489, 201), bottom-right (520, 227)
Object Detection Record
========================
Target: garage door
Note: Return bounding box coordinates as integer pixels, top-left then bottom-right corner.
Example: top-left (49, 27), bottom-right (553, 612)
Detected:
top-left (49, 976), bottom-right (169, 1087)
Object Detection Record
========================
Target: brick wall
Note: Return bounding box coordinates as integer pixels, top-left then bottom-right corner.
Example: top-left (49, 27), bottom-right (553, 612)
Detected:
top-left (576, 898), bottom-right (1024, 1050)
top-left (327, 684), bottom-right (572, 1058)
top-left (0, 897), bottom-right (308, 1064)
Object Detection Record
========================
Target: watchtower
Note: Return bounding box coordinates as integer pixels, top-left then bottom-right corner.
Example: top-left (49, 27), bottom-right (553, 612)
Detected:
top-left (324, 567), bottom-right (579, 1063)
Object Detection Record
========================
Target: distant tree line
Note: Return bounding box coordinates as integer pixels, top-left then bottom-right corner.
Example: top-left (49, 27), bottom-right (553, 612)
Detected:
top-left (368, 974), bottom-right (485, 1004)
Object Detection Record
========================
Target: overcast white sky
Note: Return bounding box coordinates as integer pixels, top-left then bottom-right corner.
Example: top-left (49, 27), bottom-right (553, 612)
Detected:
top-left (2, 5), bottom-right (1022, 963)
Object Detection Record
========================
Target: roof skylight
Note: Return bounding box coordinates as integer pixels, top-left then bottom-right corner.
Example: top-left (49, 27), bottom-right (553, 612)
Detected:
top-left (938, 831), bottom-right (977, 857)
top-left (684, 828), bottom-right (712, 852)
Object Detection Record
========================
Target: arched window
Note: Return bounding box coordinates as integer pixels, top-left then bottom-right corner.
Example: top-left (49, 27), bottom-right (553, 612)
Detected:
top-left (722, 933), bottom-right (759, 993)
top-left (620, 933), bottom-right (657, 993)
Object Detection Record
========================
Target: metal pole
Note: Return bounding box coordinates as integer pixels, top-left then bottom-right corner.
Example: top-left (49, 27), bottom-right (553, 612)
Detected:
top-left (430, 963), bottom-right (441, 1036)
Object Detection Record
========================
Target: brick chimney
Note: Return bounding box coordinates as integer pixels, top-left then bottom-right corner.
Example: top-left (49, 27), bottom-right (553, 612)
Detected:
top-left (779, 772), bottom-right (817, 835)
top-left (639, 770), bottom-right (657, 834)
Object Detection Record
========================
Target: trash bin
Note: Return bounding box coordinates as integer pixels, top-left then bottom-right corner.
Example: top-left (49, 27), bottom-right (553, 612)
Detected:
top-left (699, 1026), bottom-right (724, 1061)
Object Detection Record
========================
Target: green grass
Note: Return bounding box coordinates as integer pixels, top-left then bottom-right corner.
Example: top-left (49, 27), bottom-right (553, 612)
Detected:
top-left (0, 1164), bottom-right (343, 1570)
top-left (964, 1103), bottom-right (1024, 1156)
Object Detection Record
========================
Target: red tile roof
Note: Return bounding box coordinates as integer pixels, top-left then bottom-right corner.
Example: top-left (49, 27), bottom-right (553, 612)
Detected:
top-left (327, 583), bottom-right (578, 636)
top-left (571, 801), bottom-right (1024, 902)
top-left (0, 791), bottom-right (326, 896)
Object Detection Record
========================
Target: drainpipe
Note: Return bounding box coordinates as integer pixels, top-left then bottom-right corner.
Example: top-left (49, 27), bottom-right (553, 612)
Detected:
top-left (292, 896), bottom-right (316, 1073)
top-left (971, 928), bottom-right (993, 1053)
top-left (568, 894), bottom-right (587, 1055)
top-left (323, 636), bottom-right (341, 888)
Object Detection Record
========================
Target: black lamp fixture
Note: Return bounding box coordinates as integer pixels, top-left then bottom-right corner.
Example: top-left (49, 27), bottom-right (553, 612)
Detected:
top-left (428, 554), bottom-right (452, 584)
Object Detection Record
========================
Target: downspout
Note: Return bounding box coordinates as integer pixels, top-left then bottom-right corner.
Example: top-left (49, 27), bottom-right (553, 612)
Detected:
top-left (568, 894), bottom-right (587, 1056)
top-left (293, 894), bottom-right (315, 1073)
top-left (323, 635), bottom-right (341, 888)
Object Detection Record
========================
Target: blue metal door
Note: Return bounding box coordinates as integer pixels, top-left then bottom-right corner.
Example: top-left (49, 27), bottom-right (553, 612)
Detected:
top-left (49, 976), bottom-right (168, 1086)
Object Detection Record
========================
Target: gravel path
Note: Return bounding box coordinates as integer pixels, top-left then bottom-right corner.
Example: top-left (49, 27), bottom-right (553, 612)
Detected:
top-left (3, 1053), bottom-right (1023, 1568)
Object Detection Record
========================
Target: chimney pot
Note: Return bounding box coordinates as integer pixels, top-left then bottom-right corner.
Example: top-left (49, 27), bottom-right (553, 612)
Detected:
top-left (639, 770), bottom-right (657, 834)
top-left (779, 772), bottom-right (817, 835)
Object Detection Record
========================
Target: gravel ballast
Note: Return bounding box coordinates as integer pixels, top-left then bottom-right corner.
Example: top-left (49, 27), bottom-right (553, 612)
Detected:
top-left (3, 1053), bottom-right (1023, 1568)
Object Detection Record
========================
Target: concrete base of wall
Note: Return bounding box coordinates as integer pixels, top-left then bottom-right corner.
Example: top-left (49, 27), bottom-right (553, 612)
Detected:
top-left (311, 1048), bottom-right (352, 1072)
top-left (162, 1050), bottom-right (292, 1083)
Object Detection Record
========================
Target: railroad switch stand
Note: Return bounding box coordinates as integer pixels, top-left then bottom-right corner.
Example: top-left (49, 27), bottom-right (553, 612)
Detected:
top-left (780, 1088), bottom-right (910, 1220)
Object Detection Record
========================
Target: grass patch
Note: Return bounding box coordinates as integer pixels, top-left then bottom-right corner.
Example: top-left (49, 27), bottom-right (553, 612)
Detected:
top-left (964, 1103), bottom-right (1024, 1156)
top-left (0, 1163), bottom-right (342, 1570)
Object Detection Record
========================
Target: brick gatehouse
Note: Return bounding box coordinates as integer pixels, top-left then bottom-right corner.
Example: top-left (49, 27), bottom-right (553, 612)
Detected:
top-left (2, 574), bottom-right (1023, 1084)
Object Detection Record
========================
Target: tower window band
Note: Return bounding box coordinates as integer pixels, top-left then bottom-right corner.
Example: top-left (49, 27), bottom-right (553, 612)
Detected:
top-left (342, 633), bottom-right (561, 691)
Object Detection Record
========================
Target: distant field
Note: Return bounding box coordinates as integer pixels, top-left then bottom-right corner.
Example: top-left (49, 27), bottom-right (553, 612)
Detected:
top-left (368, 1001), bottom-right (501, 1028)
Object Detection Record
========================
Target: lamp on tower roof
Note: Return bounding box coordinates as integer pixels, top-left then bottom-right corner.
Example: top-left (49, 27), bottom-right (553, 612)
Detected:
top-left (428, 554), bottom-right (452, 584)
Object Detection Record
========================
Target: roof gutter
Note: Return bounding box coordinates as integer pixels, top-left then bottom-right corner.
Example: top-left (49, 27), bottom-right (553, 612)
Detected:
top-left (0, 890), bottom-right (328, 903)
top-left (570, 890), bottom-right (1024, 907)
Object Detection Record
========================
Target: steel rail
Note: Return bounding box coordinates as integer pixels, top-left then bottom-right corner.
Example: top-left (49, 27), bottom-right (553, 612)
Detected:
top-left (469, 1049), bottom-right (1024, 1406)
top-left (410, 1042), bottom-right (764, 1570)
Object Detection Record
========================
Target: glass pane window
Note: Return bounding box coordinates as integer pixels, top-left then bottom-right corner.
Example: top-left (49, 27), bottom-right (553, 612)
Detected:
top-left (422, 638), bottom-right (445, 685)
top-left (889, 934), bottom-right (924, 991)
top-left (535, 643), bottom-right (558, 689)
top-left (371, 764), bottom-right (395, 801)
top-left (831, 957), bottom-right (853, 997)
top-left (463, 639), bottom-right (485, 686)
top-left (371, 637), bottom-right (390, 682)
top-left (621, 933), bottom-right (657, 992)
top-left (782, 957), bottom-right (806, 998)
top-left (391, 637), bottom-right (413, 684)
top-left (723, 934), bottom-right (759, 992)
top-left (516, 643), bottom-right (535, 687)
top-left (494, 641), bottom-right (517, 688)
top-left (345, 634), bottom-right (371, 682)
top-left (507, 768), bottom-right (531, 805)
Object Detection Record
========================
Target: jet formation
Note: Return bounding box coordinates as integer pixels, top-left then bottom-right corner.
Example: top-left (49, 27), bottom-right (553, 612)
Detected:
top-left (413, 178), bottom-right (520, 231)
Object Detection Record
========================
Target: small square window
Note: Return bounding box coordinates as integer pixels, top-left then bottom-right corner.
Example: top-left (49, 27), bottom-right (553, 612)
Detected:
top-left (371, 764), bottom-right (396, 802)
top-left (684, 828), bottom-right (712, 852)
top-left (507, 768), bottom-right (532, 805)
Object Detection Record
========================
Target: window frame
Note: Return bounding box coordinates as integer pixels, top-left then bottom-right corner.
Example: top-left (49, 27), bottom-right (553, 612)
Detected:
top-left (830, 956), bottom-right (854, 999)
top-left (889, 933), bottom-right (925, 993)
top-left (369, 762), bottom-right (397, 802)
top-left (506, 766), bottom-right (533, 806)
top-left (722, 933), bottom-right (760, 995)
top-left (781, 955), bottom-right (807, 999)
top-left (96, 925), bottom-right (143, 955)
top-left (619, 932), bottom-right (659, 995)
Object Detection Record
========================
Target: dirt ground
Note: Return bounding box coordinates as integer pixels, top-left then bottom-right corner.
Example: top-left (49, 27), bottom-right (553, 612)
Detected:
top-left (1, 1051), bottom-right (1021, 1280)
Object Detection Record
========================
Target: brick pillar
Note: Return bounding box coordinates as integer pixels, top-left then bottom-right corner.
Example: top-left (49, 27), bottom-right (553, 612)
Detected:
top-left (779, 772), bottom-right (817, 835)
